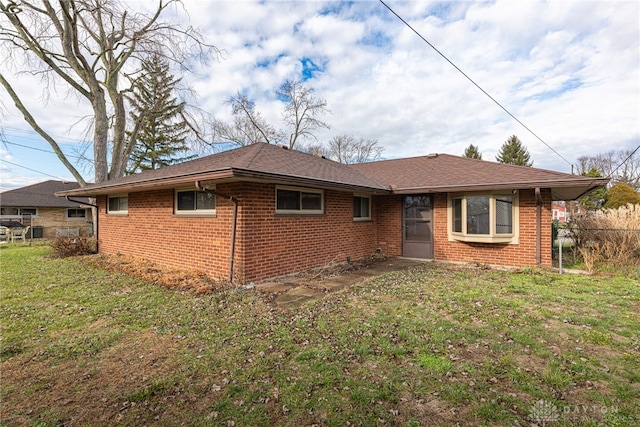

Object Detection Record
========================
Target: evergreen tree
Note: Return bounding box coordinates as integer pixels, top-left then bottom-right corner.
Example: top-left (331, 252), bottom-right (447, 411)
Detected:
top-left (126, 54), bottom-right (195, 174)
top-left (463, 144), bottom-right (482, 159)
top-left (603, 182), bottom-right (640, 209)
top-left (579, 168), bottom-right (607, 210)
top-left (495, 135), bottom-right (533, 166)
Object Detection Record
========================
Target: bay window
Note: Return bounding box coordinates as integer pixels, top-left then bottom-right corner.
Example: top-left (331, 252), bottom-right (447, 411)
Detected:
top-left (449, 192), bottom-right (518, 244)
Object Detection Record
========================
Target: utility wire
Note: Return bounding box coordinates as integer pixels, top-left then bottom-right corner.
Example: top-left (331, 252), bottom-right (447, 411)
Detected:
top-left (379, 0), bottom-right (574, 170)
top-left (0, 159), bottom-right (70, 180)
top-left (3, 140), bottom-right (85, 160)
top-left (608, 144), bottom-right (640, 179)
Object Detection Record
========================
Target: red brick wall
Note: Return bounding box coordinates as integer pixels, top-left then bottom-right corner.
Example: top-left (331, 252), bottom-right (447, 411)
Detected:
top-left (97, 187), bottom-right (235, 280)
top-left (373, 189), bottom-right (552, 268)
top-left (96, 182), bottom-right (378, 283)
top-left (433, 189), bottom-right (552, 267)
top-left (95, 185), bottom-right (553, 283)
top-left (374, 195), bottom-right (403, 256)
top-left (235, 183), bottom-right (378, 282)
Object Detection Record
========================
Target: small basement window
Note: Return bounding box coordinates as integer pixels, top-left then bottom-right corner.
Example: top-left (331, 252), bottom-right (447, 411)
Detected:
top-left (175, 189), bottom-right (216, 215)
top-left (276, 186), bottom-right (324, 214)
top-left (449, 191), bottom-right (519, 244)
top-left (353, 195), bottom-right (371, 220)
top-left (107, 195), bottom-right (128, 214)
top-left (67, 208), bottom-right (87, 219)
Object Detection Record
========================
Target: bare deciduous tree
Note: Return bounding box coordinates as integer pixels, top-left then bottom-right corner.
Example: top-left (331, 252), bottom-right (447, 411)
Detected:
top-left (1, 0), bottom-right (218, 184)
top-left (327, 135), bottom-right (383, 164)
top-left (277, 79), bottom-right (330, 149)
top-left (210, 79), bottom-right (330, 150)
top-left (210, 93), bottom-right (283, 147)
top-left (577, 149), bottom-right (640, 190)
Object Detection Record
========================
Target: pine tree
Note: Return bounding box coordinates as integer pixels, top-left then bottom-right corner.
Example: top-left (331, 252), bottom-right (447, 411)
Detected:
top-left (495, 135), bottom-right (533, 166)
top-left (126, 55), bottom-right (195, 174)
top-left (463, 144), bottom-right (482, 159)
top-left (579, 168), bottom-right (607, 210)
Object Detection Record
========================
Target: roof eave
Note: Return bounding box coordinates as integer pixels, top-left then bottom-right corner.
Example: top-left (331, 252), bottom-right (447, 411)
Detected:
top-left (55, 169), bottom-right (236, 197)
top-left (391, 177), bottom-right (610, 200)
top-left (55, 168), bottom-right (390, 198)
top-left (231, 169), bottom-right (389, 194)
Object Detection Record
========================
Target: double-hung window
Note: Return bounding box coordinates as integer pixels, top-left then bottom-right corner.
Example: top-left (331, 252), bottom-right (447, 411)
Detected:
top-left (449, 192), bottom-right (518, 244)
top-left (276, 186), bottom-right (324, 214)
top-left (107, 195), bottom-right (128, 215)
top-left (175, 189), bottom-right (216, 215)
top-left (353, 195), bottom-right (371, 220)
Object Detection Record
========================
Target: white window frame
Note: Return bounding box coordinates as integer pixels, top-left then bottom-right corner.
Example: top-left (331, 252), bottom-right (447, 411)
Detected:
top-left (107, 194), bottom-right (128, 215)
top-left (275, 185), bottom-right (324, 215)
top-left (448, 191), bottom-right (519, 244)
top-left (174, 188), bottom-right (217, 216)
top-left (66, 208), bottom-right (88, 220)
top-left (353, 194), bottom-right (372, 221)
top-left (0, 207), bottom-right (39, 218)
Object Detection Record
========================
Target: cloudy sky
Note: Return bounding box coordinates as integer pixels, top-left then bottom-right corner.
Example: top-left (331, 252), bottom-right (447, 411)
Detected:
top-left (1, 0), bottom-right (638, 191)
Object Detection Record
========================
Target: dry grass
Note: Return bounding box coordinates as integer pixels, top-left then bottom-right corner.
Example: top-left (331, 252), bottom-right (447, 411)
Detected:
top-left (572, 204), bottom-right (640, 272)
top-left (82, 253), bottom-right (232, 294)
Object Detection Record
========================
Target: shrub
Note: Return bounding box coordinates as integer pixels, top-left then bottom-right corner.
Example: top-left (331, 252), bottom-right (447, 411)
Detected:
top-left (571, 204), bottom-right (640, 272)
top-left (50, 236), bottom-right (97, 258)
top-left (604, 182), bottom-right (640, 209)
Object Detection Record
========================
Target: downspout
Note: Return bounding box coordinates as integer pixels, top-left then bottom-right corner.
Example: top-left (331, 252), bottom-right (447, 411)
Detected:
top-left (195, 181), bottom-right (239, 284)
top-left (535, 187), bottom-right (542, 266)
top-left (65, 197), bottom-right (99, 252)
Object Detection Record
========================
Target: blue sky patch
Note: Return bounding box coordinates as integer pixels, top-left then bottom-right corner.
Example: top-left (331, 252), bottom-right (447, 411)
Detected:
top-left (528, 78), bottom-right (583, 101)
top-left (300, 57), bottom-right (325, 80)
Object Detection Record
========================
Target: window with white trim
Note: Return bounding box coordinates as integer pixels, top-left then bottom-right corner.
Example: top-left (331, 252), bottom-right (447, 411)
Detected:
top-left (175, 189), bottom-right (216, 215)
top-left (276, 186), bottom-right (324, 214)
top-left (0, 207), bottom-right (38, 217)
top-left (449, 192), bottom-right (519, 244)
top-left (353, 195), bottom-right (371, 220)
top-left (107, 195), bottom-right (128, 214)
top-left (67, 208), bottom-right (88, 219)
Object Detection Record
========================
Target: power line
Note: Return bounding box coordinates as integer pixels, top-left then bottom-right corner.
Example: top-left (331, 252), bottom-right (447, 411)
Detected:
top-left (378, 0), bottom-right (574, 170)
top-left (608, 144), bottom-right (640, 179)
top-left (0, 159), bottom-right (70, 180)
top-left (2, 140), bottom-right (85, 160)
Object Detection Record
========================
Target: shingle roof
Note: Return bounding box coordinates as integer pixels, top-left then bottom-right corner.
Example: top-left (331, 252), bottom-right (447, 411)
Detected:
top-left (1, 180), bottom-right (91, 208)
top-left (55, 144), bottom-right (608, 201)
top-left (56, 143), bottom-right (388, 196)
top-left (352, 154), bottom-right (609, 200)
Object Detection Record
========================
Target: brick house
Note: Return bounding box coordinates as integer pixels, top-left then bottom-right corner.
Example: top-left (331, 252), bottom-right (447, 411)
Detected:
top-left (57, 143), bottom-right (608, 283)
top-left (552, 203), bottom-right (568, 223)
top-left (1, 180), bottom-right (92, 238)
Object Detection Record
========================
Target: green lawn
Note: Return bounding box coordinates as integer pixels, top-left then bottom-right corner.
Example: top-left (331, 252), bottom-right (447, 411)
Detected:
top-left (1, 245), bottom-right (638, 426)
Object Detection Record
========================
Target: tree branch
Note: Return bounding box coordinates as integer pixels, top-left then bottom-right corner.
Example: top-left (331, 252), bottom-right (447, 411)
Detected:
top-left (0, 72), bottom-right (87, 185)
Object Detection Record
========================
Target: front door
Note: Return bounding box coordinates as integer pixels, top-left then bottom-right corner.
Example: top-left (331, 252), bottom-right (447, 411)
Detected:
top-left (403, 195), bottom-right (433, 259)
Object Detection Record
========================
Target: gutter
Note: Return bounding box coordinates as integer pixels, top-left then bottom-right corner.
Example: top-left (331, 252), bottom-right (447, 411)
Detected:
top-left (195, 181), bottom-right (239, 284)
top-left (390, 177), bottom-right (610, 195)
top-left (65, 196), bottom-right (99, 251)
top-left (535, 188), bottom-right (542, 266)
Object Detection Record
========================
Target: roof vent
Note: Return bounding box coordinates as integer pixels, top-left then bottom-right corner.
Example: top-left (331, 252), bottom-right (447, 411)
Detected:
top-left (426, 153), bottom-right (438, 158)
top-left (278, 144), bottom-right (289, 150)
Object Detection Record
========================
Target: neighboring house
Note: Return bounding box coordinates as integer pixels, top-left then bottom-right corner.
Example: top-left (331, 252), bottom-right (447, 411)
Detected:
top-left (552, 203), bottom-right (567, 223)
top-left (57, 143), bottom-right (608, 283)
top-left (1, 180), bottom-right (92, 238)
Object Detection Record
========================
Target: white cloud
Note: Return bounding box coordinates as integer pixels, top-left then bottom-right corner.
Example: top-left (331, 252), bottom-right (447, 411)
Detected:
top-left (1, 0), bottom-right (638, 186)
